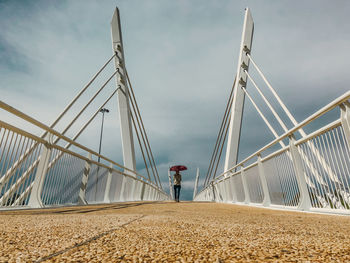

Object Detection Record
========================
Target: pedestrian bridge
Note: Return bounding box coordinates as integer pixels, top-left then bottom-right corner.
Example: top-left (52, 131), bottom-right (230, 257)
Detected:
top-left (1, 202), bottom-right (350, 262)
top-left (1, 7), bottom-right (350, 262)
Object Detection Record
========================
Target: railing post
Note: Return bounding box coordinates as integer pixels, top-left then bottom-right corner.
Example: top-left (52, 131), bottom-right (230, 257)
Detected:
top-left (221, 182), bottom-right (227, 202)
top-left (103, 163), bottom-right (113, 203)
top-left (140, 182), bottom-right (146, 200)
top-left (211, 182), bottom-right (216, 202)
top-left (241, 166), bottom-right (250, 204)
top-left (134, 181), bottom-right (141, 201)
top-left (340, 102), bottom-right (350, 149)
top-left (119, 175), bottom-right (127, 201)
top-left (130, 179), bottom-right (136, 201)
top-left (28, 133), bottom-right (53, 208)
top-left (289, 136), bottom-right (312, 211)
top-left (150, 187), bottom-right (154, 201)
top-left (257, 155), bottom-right (271, 207)
top-left (78, 153), bottom-right (92, 205)
top-left (193, 168), bottom-right (200, 200)
top-left (229, 174), bottom-right (238, 203)
top-left (168, 170), bottom-right (174, 200)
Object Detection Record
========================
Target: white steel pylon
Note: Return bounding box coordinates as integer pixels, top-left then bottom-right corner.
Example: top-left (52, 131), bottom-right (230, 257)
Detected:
top-left (111, 8), bottom-right (137, 172)
top-left (224, 8), bottom-right (254, 173)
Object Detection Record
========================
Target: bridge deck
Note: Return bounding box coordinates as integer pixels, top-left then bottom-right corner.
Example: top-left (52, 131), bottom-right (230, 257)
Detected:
top-left (1, 202), bottom-right (349, 262)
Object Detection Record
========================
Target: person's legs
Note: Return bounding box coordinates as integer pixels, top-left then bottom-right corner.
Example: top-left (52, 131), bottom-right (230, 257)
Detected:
top-left (174, 185), bottom-right (178, 201)
top-left (174, 185), bottom-right (181, 201)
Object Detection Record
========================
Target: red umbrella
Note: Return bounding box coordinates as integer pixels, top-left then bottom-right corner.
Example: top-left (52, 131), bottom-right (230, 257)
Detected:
top-left (169, 165), bottom-right (187, 172)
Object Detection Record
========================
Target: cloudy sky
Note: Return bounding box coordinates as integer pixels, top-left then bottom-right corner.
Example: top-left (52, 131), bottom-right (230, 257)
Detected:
top-left (1, 0), bottom-right (350, 200)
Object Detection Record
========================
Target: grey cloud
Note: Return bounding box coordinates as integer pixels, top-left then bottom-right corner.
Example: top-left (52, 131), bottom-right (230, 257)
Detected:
top-left (1, 0), bottom-right (349, 200)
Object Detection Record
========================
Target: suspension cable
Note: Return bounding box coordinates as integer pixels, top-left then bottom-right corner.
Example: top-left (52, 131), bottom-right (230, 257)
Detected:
top-left (49, 53), bottom-right (116, 131)
top-left (54, 70), bottom-right (118, 145)
top-left (244, 70), bottom-right (288, 132)
top-left (204, 82), bottom-right (233, 185)
top-left (129, 109), bottom-right (152, 183)
top-left (41, 89), bottom-right (121, 175)
top-left (247, 55), bottom-right (339, 180)
top-left (241, 86), bottom-right (286, 147)
top-left (2, 54), bottom-right (116, 182)
top-left (125, 70), bottom-right (162, 189)
top-left (246, 53), bottom-right (306, 137)
top-left (245, 58), bottom-right (339, 188)
top-left (211, 99), bottom-right (233, 181)
top-left (204, 77), bottom-right (236, 186)
top-left (126, 78), bottom-right (158, 186)
top-left (206, 95), bottom-right (233, 185)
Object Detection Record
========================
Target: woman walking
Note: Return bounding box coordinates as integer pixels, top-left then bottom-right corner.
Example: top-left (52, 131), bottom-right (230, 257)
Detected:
top-left (173, 171), bottom-right (182, 202)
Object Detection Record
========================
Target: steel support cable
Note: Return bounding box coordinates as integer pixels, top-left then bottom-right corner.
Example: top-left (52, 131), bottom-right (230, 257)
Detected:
top-left (48, 89), bottom-right (121, 168)
top-left (0, 70), bottom-right (118, 190)
top-left (204, 77), bottom-right (237, 187)
top-left (241, 86), bottom-right (331, 205)
top-left (126, 79), bottom-right (158, 186)
top-left (247, 54), bottom-right (341, 185)
top-left (1, 54), bottom-right (116, 181)
top-left (0, 98), bottom-right (150, 181)
top-left (244, 70), bottom-right (289, 132)
top-left (204, 78), bottom-right (236, 186)
top-left (246, 53), bottom-right (304, 134)
top-left (242, 85), bottom-right (330, 207)
top-left (9, 89), bottom-right (121, 205)
top-left (54, 70), bottom-right (118, 145)
top-left (129, 109), bottom-right (152, 183)
top-left (241, 87), bottom-right (285, 146)
top-left (49, 53), bottom-right (117, 131)
top-left (126, 73), bottom-right (162, 189)
top-left (206, 94), bottom-right (232, 185)
top-left (114, 54), bottom-right (158, 183)
top-left (211, 102), bottom-right (233, 182)
top-left (125, 70), bottom-right (162, 189)
top-left (0, 119), bottom-right (157, 207)
top-left (205, 89), bottom-right (233, 186)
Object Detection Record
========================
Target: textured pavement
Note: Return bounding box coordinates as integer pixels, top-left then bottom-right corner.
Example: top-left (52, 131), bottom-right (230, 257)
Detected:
top-left (1, 202), bottom-right (350, 262)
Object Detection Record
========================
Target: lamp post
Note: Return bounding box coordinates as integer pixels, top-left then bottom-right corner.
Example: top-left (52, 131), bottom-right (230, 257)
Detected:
top-left (95, 108), bottom-right (109, 201)
top-left (98, 108), bottom-right (109, 162)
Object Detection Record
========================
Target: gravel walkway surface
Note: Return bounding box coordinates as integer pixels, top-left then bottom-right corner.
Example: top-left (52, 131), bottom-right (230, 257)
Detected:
top-left (1, 202), bottom-right (350, 262)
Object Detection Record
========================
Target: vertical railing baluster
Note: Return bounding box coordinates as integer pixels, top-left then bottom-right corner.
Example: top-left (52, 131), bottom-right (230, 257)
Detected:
top-left (241, 166), bottom-right (251, 204)
top-left (257, 155), bottom-right (271, 207)
top-left (28, 133), bottom-right (53, 208)
top-left (78, 153), bottom-right (92, 205)
top-left (103, 163), bottom-right (113, 203)
top-left (289, 136), bottom-right (312, 211)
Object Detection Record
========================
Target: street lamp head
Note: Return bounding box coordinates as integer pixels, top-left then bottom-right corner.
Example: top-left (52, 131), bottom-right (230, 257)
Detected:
top-left (100, 108), bottom-right (110, 113)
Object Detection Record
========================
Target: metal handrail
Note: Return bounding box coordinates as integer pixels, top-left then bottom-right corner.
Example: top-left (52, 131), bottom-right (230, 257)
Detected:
top-left (218, 91), bottom-right (349, 180)
top-left (0, 119), bottom-right (165, 193)
top-left (0, 100), bottom-right (151, 183)
top-left (0, 100), bottom-right (168, 196)
top-left (197, 91), bottom-right (350, 196)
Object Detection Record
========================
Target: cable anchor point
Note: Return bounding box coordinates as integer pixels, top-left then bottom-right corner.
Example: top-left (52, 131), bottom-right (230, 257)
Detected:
top-left (243, 45), bottom-right (251, 54)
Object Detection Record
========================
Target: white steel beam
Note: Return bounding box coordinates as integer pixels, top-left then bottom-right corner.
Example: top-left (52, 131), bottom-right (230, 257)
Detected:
top-left (240, 167), bottom-right (251, 204)
top-left (103, 163), bottom-right (113, 203)
top-left (78, 153), bottom-right (92, 205)
top-left (28, 134), bottom-right (53, 208)
top-left (289, 137), bottom-right (312, 211)
top-left (168, 170), bottom-right (174, 200)
top-left (111, 8), bottom-right (137, 172)
top-left (224, 8), bottom-right (254, 172)
top-left (193, 168), bottom-right (200, 200)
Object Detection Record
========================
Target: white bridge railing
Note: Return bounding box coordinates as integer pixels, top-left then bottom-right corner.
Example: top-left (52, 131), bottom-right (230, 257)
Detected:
top-left (194, 91), bottom-right (350, 214)
top-left (0, 101), bottom-right (169, 209)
